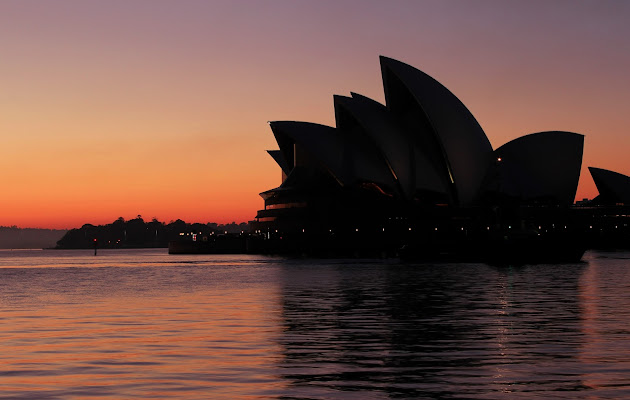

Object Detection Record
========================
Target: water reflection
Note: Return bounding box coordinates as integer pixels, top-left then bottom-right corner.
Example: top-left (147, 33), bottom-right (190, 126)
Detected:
top-left (1, 250), bottom-right (630, 398)
top-left (579, 251), bottom-right (630, 396)
top-left (276, 260), bottom-right (597, 398)
top-left (0, 253), bottom-right (287, 400)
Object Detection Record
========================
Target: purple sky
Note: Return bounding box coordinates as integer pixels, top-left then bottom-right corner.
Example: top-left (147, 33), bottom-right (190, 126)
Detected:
top-left (1, 0), bottom-right (629, 227)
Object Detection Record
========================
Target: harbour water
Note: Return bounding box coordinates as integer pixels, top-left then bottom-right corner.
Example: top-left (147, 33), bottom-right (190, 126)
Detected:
top-left (1, 249), bottom-right (630, 399)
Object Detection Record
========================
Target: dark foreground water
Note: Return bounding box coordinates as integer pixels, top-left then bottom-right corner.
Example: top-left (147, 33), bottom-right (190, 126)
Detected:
top-left (0, 249), bottom-right (629, 399)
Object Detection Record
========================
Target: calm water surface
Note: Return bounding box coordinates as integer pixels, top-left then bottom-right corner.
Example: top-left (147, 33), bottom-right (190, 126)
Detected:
top-left (0, 249), bottom-right (630, 399)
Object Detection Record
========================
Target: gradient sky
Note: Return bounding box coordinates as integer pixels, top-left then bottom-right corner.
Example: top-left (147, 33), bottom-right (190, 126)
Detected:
top-left (2, 0), bottom-right (630, 229)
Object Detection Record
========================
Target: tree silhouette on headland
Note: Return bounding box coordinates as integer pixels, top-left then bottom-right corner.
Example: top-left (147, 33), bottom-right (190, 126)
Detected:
top-left (55, 217), bottom-right (249, 249)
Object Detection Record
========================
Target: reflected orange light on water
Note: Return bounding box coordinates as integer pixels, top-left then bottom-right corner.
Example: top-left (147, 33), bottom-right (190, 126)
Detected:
top-left (5, 249), bottom-right (630, 397)
top-left (0, 275), bottom-right (286, 398)
top-left (576, 253), bottom-right (630, 392)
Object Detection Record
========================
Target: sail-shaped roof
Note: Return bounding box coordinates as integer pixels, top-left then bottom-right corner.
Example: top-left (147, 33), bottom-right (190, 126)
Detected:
top-left (490, 131), bottom-right (584, 205)
top-left (380, 56), bottom-right (493, 205)
top-left (267, 150), bottom-right (291, 176)
top-left (334, 94), bottom-right (408, 196)
top-left (269, 121), bottom-right (348, 185)
top-left (263, 57), bottom-right (586, 210)
top-left (589, 167), bottom-right (630, 205)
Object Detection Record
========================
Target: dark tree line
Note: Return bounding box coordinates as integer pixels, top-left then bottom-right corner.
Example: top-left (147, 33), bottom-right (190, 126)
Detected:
top-left (55, 216), bottom-right (249, 249)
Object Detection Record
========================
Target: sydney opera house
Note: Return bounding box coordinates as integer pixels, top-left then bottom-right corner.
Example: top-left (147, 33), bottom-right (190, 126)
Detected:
top-left (251, 56), bottom-right (630, 260)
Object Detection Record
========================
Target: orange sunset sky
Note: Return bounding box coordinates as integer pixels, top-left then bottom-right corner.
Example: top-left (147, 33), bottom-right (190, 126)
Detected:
top-left (2, 1), bottom-right (630, 229)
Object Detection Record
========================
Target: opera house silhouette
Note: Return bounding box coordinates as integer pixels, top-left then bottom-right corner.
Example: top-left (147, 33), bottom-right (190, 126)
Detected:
top-left (250, 56), bottom-right (630, 261)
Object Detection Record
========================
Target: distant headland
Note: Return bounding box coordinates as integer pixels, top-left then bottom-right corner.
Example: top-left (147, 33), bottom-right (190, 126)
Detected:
top-left (54, 216), bottom-right (249, 249)
top-left (0, 226), bottom-right (68, 250)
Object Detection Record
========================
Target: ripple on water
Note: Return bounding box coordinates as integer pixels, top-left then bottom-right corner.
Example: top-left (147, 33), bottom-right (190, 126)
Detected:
top-left (0, 250), bottom-right (629, 398)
